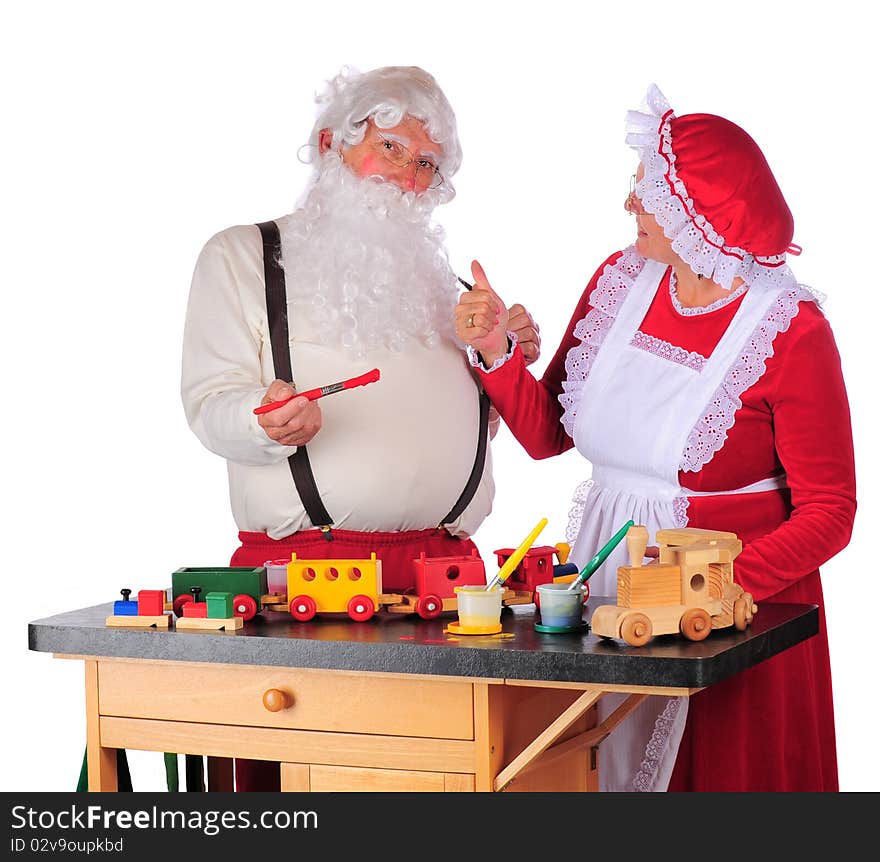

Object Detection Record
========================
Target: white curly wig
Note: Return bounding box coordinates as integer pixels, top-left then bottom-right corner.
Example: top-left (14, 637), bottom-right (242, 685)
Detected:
top-left (304, 65), bottom-right (463, 201)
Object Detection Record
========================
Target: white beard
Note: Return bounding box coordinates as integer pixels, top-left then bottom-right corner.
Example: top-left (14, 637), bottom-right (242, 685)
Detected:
top-left (278, 156), bottom-right (460, 359)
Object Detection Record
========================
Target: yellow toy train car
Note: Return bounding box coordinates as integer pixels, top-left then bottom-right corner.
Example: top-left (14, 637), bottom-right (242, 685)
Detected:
top-left (590, 526), bottom-right (758, 647)
top-left (284, 553), bottom-right (403, 622)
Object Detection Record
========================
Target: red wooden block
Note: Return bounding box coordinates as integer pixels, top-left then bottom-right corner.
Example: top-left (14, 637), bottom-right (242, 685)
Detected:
top-left (138, 589), bottom-right (166, 616)
top-left (182, 602), bottom-right (208, 618)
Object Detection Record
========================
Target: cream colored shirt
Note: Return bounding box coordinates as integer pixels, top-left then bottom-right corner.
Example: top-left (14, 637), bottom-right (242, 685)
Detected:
top-left (181, 222), bottom-right (495, 539)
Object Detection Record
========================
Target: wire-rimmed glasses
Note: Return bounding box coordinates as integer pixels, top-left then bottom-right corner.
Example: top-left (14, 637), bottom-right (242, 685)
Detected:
top-left (370, 133), bottom-right (444, 190)
top-left (625, 173), bottom-right (646, 215)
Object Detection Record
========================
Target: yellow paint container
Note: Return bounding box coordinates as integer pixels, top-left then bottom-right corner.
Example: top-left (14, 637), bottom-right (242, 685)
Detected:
top-left (455, 585), bottom-right (503, 630)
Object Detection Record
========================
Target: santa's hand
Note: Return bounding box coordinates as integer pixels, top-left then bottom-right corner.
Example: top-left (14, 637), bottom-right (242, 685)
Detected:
top-left (508, 303), bottom-right (540, 366)
top-left (454, 260), bottom-right (510, 367)
top-left (257, 380), bottom-right (323, 447)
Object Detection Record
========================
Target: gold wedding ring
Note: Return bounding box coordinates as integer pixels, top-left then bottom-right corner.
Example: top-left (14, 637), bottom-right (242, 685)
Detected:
top-left (467, 313), bottom-right (475, 328)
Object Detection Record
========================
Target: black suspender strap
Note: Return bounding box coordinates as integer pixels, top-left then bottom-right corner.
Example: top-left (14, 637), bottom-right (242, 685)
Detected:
top-left (256, 219), bottom-right (490, 537)
top-left (257, 220), bottom-right (334, 537)
top-left (439, 387), bottom-right (491, 528)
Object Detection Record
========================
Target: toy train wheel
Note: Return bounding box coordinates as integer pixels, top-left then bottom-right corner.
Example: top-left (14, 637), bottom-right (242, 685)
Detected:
top-left (620, 613), bottom-right (653, 647)
top-left (680, 608), bottom-right (712, 642)
top-left (172, 595), bottom-right (193, 617)
top-left (233, 594), bottom-right (258, 621)
top-left (415, 593), bottom-right (443, 620)
top-left (744, 592), bottom-right (756, 623)
top-left (734, 592), bottom-right (756, 631)
top-left (290, 595), bottom-right (317, 622)
top-left (347, 595), bottom-right (375, 622)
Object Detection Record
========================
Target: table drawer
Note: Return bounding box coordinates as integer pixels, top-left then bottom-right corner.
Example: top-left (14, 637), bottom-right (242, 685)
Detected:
top-left (97, 660), bottom-right (474, 740)
top-left (307, 765), bottom-right (474, 792)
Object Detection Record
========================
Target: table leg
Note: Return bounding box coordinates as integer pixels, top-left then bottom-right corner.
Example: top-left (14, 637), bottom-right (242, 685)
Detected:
top-left (493, 688), bottom-right (603, 791)
top-left (473, 683), bottom-right (506, 791)
top-left (85, 660), bottom-right (117, 791)
top-left (475, 683), bottom-right (600, 792)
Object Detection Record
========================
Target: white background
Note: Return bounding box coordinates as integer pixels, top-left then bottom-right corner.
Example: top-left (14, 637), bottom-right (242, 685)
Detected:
top-left (3, 1), bottom-right (876, 791)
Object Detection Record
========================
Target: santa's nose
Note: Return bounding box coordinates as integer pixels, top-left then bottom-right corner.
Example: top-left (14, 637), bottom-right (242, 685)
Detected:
top-left (397, 165), bottom-right (417, 191)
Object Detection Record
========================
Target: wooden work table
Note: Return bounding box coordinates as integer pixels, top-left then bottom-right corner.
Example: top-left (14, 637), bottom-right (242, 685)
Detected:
top-left (28, 598), bottom-right (817, 792)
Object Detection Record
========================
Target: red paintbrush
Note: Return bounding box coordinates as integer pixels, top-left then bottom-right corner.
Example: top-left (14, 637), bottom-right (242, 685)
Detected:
top-left (253, 368), bottom-right (380, 415)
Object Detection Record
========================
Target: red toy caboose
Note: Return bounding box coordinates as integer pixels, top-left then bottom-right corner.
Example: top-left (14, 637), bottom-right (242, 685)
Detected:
top-left (409, 549), bottom-right (486, 619)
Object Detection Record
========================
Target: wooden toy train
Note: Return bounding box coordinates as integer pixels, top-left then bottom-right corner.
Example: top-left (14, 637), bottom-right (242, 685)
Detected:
top-left (167, 543), bottom-right (578, 624)
top-left (590, 526), bottom-right (758, 647)
top-left (108, 525), bottom-right (759, 645)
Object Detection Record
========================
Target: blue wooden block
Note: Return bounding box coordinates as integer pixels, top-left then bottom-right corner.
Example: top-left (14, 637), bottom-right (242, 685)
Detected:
top-left (113, 601), bottom-right (139, 616)
top-left (553, 563), bottom-right (579, 578)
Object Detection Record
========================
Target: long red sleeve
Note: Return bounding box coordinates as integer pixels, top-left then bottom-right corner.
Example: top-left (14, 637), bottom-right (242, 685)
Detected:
top-left (720, 306), bottom-right (857, 600)
top-left (476, 253), bottom-right (621, 459)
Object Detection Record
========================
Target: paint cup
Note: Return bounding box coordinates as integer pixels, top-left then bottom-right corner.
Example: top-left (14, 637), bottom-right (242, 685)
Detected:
top-left (264, 558), bottom-right (290, 595)
top-left (537, 582), bottom-right (586, 628)
top-left (455, 585), bottom-right (503, 629)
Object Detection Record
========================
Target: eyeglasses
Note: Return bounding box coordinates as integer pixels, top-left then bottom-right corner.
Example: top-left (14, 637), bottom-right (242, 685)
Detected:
top-left (370, 133), bottom-right (444, 190)
top-left (624, 173), bottom-right (646, 216)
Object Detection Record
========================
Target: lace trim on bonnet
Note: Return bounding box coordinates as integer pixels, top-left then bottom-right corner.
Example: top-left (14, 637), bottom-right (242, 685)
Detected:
top-left (558, 247), bottom-right (816, 473)
top-left (626, 85), bottom-right (802, 294)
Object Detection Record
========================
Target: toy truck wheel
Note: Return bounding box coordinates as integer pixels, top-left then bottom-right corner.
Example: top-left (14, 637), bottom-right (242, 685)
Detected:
top-left (733, 597), bottom-right (748, 631)
top-left (744, 592), bottom-right (756, 623)
top-left (233, 594), bottom-right (258, 621)
top-left (620, 613), bottom-right (653, 647)
top-left (347, 595), bottom-right (375, 622)
top-left (172, 595), bottom-right (193, 617)
top-left (680, 608), bottom-right (712, 641)
top-left (734, 592), bottom-right (756, 631)
top-left (415, 594), bottom-right (443, 620)
top-left (289, 595), bottom-right (317, 622)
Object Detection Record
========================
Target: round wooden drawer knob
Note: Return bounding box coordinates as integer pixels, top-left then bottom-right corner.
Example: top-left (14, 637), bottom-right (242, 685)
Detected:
top-left (262, 688), bottom-right (292, 712)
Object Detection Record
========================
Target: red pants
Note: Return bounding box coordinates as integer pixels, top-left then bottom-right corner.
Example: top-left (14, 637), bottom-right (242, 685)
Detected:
top-left (229, 526), bottom-right (480, 792)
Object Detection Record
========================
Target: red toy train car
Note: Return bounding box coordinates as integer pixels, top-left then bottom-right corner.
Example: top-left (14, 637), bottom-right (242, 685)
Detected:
top-left (493, 544), bottom-right (581, 601)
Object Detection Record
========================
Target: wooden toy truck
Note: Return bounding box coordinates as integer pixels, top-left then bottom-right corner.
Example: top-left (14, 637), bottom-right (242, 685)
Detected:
top-left (590, 526), bottom-right (757, 647)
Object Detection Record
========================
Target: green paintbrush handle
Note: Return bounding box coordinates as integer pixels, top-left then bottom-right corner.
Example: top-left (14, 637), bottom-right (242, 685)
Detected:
top-left (567, 519), bottom-right (636, 591)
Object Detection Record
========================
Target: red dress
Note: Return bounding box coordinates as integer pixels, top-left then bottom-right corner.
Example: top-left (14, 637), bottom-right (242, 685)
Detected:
top-left (476, 251), bottom-right (856, 791)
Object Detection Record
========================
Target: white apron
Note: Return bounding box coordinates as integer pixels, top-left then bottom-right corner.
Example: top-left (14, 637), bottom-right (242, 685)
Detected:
top-left (568, 257), bottom-right (787, 792)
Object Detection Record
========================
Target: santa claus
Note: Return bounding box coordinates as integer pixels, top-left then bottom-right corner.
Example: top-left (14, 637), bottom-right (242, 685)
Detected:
top-left (180, 65), bottom-right (539, 790)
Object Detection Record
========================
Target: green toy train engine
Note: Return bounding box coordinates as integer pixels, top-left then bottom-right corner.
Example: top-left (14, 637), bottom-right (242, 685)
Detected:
top-left (171, 567), bottom-right (268, 621)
